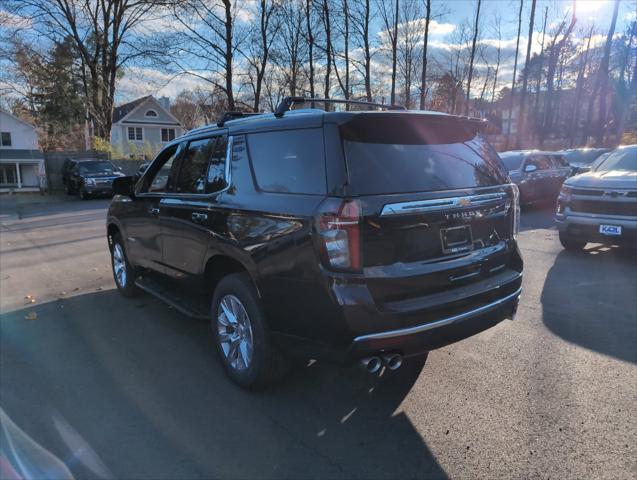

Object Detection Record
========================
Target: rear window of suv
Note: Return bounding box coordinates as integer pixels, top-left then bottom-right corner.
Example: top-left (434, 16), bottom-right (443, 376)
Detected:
top-left (247, 128), bottom-right (326, 194)
top-left (340, 114), bottom-right (508, 195)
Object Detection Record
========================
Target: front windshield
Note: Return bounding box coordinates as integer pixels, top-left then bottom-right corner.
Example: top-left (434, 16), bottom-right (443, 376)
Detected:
top-left (595, 147), bottom-right (637, 172)
top-left (79, 161), bottom-right (117, 174)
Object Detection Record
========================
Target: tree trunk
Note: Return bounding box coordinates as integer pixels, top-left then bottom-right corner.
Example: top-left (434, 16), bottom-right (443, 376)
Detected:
top-left (568, 25), bottom-right (594, 147)
top-left (390, 0), bottom-right (399, 105)
top-left (223, 0), bottom-right (235, 110)
top-left (306, 0), bottom-right (315, 98)
top-left (465, 0), bottom-right (482, 116)
top-left (363, 0), bottom-right (372, 101)
top-left (595, 0), bottom-right (621, 145)
top-left (533, 6), bottom-right (548, 128)
top-left (323, 0), bottom-right (332, 103)
top-left (507, 0), bottom-right (523, 142)
top-left (419, 0), bottom-right (431, 110)
top-left (516, 0), bottom-right (536, 148)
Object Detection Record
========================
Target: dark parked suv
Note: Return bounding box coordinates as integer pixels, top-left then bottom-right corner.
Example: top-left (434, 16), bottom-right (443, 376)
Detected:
top-left (107, 98), bottom-right (523, 388)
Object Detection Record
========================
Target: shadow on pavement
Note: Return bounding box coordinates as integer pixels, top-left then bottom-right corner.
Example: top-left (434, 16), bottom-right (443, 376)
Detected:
top-left (0, 290), bottom-right (446, 479)
top-left (541, 245), bottom-right (637, 364)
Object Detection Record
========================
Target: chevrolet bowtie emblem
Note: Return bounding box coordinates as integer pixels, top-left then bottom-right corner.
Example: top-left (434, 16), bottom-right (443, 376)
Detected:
top-left (458, 197), bottom-right (471, 206)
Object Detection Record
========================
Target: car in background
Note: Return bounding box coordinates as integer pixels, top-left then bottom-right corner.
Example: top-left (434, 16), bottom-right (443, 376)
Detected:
top-left (558, 147), bottom-right (610, 174)
top-left (555, 145), bottom-right (637, 250)
top-left (65, 159), bottom-right (125, 200)
top-left (499, 150), bottom-right (572, 206)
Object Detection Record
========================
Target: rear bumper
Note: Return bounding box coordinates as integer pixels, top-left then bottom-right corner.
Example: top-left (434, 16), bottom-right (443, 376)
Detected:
top-left (347, 287), bottom-right (520, 358)
top-left (556, 211), bottom-right (637, 244)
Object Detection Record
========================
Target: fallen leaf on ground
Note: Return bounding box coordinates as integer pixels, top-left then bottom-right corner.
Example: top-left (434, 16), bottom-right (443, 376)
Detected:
top-left (96, 287), bottom-right (103, 291)
top-left (24, 312), bottom-right (37, 320)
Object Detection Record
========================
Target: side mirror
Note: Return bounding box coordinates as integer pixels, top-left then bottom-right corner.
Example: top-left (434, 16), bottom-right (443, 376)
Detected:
top-left (112, 176), bottom-right (135, 197)
top-left (524, 164), bottom-right (538, 173)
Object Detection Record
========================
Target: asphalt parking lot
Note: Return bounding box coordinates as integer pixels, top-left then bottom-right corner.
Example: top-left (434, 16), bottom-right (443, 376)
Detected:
top-left (1, 195), bottom-right (636, 480)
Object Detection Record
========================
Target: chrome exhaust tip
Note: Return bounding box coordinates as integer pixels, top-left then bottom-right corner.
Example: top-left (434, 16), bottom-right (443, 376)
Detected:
top-left (360, 356), bottom-right (382, 374)
top-left (382, 353), bottom-right (403, 371)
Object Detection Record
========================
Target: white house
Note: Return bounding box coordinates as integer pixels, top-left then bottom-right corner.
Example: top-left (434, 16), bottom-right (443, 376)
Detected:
top-left (110, 96), bottom-right (183, 158)
top-left (0, 110), bottom-right (45, 192)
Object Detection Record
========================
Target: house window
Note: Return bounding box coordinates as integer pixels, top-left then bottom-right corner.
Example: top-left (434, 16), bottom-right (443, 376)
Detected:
top-left (145, 110), bottom-right (158, 117)
top-left (161, 128), bottom-right (176, 142)
top-left (0, 164), bottom-right (17, 186)
top-left (1, 132), bottom-right (11, 147)
top-left (128, 127), bottom-right (143, 141)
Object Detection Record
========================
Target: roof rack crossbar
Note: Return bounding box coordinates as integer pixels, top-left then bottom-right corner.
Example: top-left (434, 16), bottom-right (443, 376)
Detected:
top-left (274, 97), bottom-right (406, 118)
top-left (217, 110), bottom-right (263, 127)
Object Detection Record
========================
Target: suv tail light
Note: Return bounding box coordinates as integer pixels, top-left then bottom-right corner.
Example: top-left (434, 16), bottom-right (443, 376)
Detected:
top-left (511, 184), bottom-right (520, 238)
top-left (315, 198), bottom-right (362, 272)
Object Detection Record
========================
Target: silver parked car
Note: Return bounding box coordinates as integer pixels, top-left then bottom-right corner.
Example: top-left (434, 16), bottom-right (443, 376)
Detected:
top-left (555, 145), bottom-right (637, 250)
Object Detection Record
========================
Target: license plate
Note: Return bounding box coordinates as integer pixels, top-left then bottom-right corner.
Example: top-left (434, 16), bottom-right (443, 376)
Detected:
top-left (440, 225), bottom-right (474, 254)
top-left (599, 224), bottom-right (622, 236)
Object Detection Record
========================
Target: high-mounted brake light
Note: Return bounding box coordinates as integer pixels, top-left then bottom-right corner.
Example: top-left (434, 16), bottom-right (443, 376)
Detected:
top-left (315, 198), bottom-right (362, 272)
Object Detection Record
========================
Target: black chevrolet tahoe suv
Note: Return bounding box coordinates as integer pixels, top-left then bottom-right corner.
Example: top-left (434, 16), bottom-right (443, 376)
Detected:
top-left (107, 97), bottom-right (523, 389)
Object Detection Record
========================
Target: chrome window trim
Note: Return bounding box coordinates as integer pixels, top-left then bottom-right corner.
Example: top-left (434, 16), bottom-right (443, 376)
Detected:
top-left (353, 286), bottom-right (522, 343)
top-left (380, 192), bottom-right (508, 216)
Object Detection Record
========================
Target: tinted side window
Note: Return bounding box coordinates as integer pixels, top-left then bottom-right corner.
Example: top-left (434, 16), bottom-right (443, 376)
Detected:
top-left (247, 129), bottom-right (326, 195)
top-left (552, 155), bottom-right (569, 168)
top-left (527, 155), bottom-right (552, 171)
top-left (142, 145), bottom-right (180, 193)
top-left (175, 136), bottom-right (227, 194)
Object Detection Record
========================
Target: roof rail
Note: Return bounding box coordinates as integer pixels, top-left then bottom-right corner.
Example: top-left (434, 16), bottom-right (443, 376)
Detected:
top-left (217, 110), bottom-right (263, 127)
top-left (274, 97), bottom-right (406, 118)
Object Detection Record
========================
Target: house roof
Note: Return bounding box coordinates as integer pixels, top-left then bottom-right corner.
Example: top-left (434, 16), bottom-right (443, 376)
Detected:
top-left (112, 95), bottom-right (153, 123)
top-left (0, 109), bottom-right (36, 130)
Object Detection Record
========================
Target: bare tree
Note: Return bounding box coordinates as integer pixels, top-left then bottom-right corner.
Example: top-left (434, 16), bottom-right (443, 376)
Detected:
top-left (568, 24), bottom-right (595, 147)
top-left (419, 0), bottom-right (431, 109)
top-left (172, 0), bottom-right (247, 111)
top-left (464, 0), bottom-right (482, 116)
top-left (242, 0), bottom-right (280, 112)
top-left (540, 7), bottom-right (577, 145)
top-left (533, 6), bottom-right (548, 121)
top-left (351, 0), bottom-right (374, 101)
top-left (506, 0), bottom-right (524, 139)
top-left (396, 0), bottom-right (422, 108)
top-left (272, 0), bottom-right (307, 96)
top-left (332, 0), bottom-right (351, 104)
top-left (594, 0), bottom-right (621, 144)
top-left (516, 0), bottom-right (536, 146)
top-left (320, 0), bottom-right (333, 101)
top-left (7, 0), bottom-right (165, 140)
top-left (490, 13), bottom-right (503, 103)
top-left (305, 0), bottom-right (316, 98)
top-left (377, 0), bottom-right (400, 104)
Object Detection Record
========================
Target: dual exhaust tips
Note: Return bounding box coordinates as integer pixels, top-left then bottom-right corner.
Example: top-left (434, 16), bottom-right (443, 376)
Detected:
top-left (360, 353), bottom-right (403, 373)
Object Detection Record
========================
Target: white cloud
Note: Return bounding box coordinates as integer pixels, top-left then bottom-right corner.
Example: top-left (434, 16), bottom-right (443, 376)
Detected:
top-left (116, 67), bottom-right (217, 103)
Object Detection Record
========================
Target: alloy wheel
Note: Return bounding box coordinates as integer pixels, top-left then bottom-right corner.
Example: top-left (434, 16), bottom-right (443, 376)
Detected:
top-left (112, 243), bottom-right (127, 287)
top-left (217, 294), bottom-right (254, 371)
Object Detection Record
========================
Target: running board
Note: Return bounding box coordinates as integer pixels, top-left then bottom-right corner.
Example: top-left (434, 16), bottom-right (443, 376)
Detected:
top-left (135, 276), bottom-right (210, 320)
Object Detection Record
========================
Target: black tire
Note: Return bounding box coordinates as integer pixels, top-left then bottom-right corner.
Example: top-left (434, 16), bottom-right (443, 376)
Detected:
top-left (65, 183), bottom-right (73, 195)
top-left (211, 272), bottom-right (289, 389)
top-left (559, 231), bottom-right (586, 251)
top-left (110, 233), bottom-right (141, 297)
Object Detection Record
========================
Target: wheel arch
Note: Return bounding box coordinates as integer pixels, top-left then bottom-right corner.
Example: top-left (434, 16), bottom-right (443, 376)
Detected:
top-left (204, 254), bottom-right (261, 298)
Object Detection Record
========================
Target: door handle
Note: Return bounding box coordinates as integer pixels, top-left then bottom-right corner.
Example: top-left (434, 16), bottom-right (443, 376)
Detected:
top-left (148, 207), bottom-right (160, 215)
top-left (191, 212), bottom-right (208, 222)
